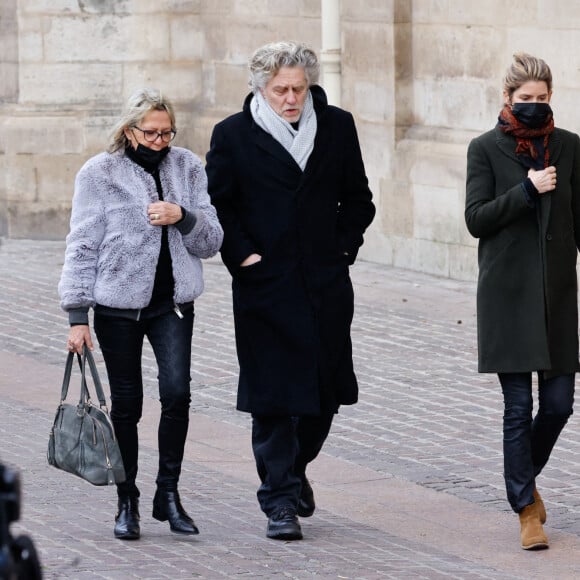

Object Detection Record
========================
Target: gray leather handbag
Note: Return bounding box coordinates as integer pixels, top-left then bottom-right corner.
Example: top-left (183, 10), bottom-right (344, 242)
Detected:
top-left (47, 346), bottom-right (126, 486)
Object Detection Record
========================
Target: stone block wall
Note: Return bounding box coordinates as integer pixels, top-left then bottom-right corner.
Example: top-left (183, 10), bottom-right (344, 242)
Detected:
top-left (2, 0), bottom-right (580, 280)
top-left (376, 0), bottom-right (580, 280)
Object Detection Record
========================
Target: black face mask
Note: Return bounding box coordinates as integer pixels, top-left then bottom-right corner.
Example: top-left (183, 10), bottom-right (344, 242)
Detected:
top-left (127, 143), bottom-right (170, 171)
top-left (511, 102), bottom-right (553, 129)
top-left (135, 143), bottom-right (170, 165)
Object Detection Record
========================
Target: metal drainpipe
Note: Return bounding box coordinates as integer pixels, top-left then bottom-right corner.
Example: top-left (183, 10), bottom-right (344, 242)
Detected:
top-left (320, 0), bottom-right (341, 107)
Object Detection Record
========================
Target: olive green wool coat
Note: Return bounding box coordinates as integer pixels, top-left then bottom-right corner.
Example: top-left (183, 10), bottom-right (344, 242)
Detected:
top-left (465, 126), bottom-right (580, 377)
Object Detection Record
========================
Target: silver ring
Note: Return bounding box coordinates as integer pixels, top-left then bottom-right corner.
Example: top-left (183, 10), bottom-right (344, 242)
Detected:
top-left (152, 213), bottom-right (159, 220)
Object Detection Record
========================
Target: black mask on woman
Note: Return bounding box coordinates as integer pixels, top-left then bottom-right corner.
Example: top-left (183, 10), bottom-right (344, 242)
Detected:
top-left (511, 102), bottom-right (553, 129)
top-left (127, 143), bottom-right (170, 172)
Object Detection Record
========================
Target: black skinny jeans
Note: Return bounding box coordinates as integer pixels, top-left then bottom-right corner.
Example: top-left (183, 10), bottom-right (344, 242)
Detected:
top-left (499, 372), bottom-right (574, 513)
top-left (94, 308), bottom-right (194, 499)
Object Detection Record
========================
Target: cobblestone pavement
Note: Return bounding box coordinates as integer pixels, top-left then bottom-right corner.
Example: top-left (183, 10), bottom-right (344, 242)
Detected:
top-left (1, 239), bottom-right (580, 579)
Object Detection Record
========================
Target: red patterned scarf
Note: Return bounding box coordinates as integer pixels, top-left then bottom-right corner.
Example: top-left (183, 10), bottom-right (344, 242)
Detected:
top-left (497, 104), bottom-right (554, 168)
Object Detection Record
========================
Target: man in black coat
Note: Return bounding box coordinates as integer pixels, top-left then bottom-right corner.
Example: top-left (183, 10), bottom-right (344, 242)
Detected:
top-left (206, 41), bottom-right (375, 541)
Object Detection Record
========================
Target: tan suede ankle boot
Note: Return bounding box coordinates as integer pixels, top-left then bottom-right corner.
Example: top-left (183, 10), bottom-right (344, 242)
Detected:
top-left (533, 487), bottom-right (546, 525)
top-left (518, 503), bottom-right (549, 550)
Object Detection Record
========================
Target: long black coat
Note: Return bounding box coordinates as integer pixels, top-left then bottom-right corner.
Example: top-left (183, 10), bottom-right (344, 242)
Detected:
top-left (206, 86), bottom-right (375, 415)
top-left (465, 126), bottom-right (580, 377)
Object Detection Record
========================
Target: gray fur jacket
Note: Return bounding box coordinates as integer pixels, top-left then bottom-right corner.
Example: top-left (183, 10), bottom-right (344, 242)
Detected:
top-left (59, 147), bottom-right (223, 315)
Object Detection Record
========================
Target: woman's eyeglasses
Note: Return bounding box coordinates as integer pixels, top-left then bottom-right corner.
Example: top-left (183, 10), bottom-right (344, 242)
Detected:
top-left (131, 126), bottom-right (176, 143)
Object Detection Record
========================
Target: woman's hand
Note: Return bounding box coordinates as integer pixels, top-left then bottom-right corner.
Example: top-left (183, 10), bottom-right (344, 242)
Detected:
top-left (148, 202), bottom-right (183, 226)
top-left (528, 166), bottom-right (557, 194)
top-left (66, 325), bottom-right (94, 354)
top-left (240, 253), bottom-right (262, 267)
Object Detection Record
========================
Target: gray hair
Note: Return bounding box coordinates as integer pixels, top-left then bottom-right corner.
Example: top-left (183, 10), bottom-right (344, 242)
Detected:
top-left (503, 52), bottom-right (553, 98)
top-left (108, 88), bottom-right (176, 153)
top-left (248, 41), bottom-right (320, 93)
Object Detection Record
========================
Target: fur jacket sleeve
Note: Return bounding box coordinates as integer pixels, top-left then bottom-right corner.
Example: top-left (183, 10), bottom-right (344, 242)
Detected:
top-left (58, 147), bottom-right (223, 311)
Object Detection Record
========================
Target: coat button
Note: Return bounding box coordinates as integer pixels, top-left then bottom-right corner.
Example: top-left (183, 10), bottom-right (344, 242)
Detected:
top-left (546, 233), bottom-right (553, 241)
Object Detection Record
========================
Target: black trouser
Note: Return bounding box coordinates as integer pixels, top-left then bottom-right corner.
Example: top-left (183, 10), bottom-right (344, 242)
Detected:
top-left (94, 308), bottom-right (194, 499)
top-left (251, 412), bottom-right (334, 516)
top-left (499, 372), bottom-right (574, 513)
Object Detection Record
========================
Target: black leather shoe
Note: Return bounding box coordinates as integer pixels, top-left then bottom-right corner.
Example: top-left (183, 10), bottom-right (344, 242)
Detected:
top-left (266, 507), bottom-right (303, 541)
top-left (298, 477), bottom-right (315, 518)
top-left (114, 496), bottom-right (140, 540)
top-left (152, 489), bottom-right (199, 535)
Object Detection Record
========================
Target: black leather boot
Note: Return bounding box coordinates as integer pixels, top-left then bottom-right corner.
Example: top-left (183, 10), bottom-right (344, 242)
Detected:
top-left (114, 496), bottom-right (140, 540)
top-left (152, 489), bottom-right (199, 535)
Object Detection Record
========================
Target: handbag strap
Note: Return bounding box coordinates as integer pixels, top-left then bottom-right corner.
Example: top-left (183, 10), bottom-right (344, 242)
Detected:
top-left (59, 346), bottom-right (108, 409)
top-left (59, 351), bottom-right (76, 402)
top-left (81, 346), bottom-right (108, 408)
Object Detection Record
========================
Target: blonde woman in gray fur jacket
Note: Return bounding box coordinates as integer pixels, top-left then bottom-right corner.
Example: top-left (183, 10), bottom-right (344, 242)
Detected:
top-left (59, 88), bottom-right (223, 540)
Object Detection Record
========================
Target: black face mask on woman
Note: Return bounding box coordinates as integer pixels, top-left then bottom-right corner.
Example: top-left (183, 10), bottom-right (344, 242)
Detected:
top-left (132, 143), bottom-right (170, 168)
top-left (511, 102), bottom-right (553, 129)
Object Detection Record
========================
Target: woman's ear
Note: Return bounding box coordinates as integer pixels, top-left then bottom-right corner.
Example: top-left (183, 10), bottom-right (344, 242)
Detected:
top-left (124, 127), bottom-right (135, 149)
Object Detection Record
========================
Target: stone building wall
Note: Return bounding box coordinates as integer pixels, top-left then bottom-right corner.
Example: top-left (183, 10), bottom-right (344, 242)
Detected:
top-left (2, 1), bottom-right (580, 280)
top-left (386, 1), bottom-right (580, 280)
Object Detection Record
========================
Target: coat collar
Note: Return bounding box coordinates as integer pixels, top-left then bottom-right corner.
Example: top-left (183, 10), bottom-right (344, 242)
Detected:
top-left (242, 86), bottom-right (329, 172)
top-left (494, 125), bottom-right (563, 166)
top-left (493, 126), bottom-right (559, 233)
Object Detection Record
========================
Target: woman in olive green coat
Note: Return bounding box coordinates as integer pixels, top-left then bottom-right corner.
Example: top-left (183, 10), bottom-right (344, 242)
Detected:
top-left (465, 53), bottom-right (580, 551)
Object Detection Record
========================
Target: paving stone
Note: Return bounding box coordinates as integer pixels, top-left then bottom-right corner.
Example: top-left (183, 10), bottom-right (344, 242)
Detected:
top-left (1, 239), bottom-right (580, 578)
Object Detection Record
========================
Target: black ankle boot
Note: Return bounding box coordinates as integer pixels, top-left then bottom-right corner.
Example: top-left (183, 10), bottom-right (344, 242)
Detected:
top-left (152, 489), bottom-right (199, 535)
top-left (114, 496), bottom-right (140, 540)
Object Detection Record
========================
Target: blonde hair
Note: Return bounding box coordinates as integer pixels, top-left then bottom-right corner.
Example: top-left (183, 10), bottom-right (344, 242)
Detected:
top-left (248, 41), bottom-right (319, 93)
top-left (107, 88), bottom-right (176, 153)
top-left (503, 52), bottom-right (552, 98)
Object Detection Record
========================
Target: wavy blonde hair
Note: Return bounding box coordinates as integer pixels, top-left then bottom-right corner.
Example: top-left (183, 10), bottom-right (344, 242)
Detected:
top-left (107, 88), bottom-right (176, 153)
top-left (503, 52), bottom-right (552, 98)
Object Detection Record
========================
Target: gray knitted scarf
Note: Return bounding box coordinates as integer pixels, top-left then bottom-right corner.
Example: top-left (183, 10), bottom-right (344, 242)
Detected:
top-left (250, 89), bottom-right (317, 171)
